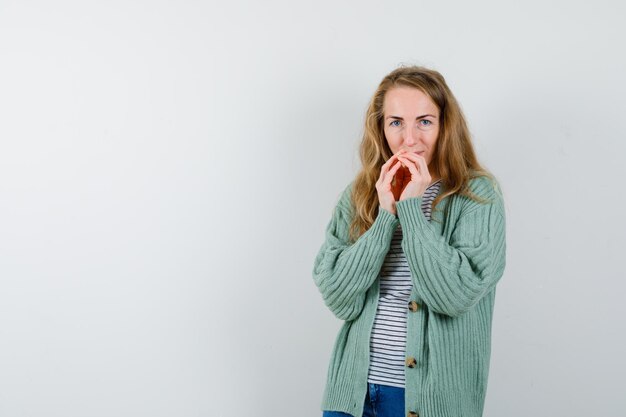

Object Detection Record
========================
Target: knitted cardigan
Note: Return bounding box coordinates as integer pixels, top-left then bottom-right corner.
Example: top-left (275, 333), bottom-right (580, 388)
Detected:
top-left (312, 175), bottom-right (506, 417)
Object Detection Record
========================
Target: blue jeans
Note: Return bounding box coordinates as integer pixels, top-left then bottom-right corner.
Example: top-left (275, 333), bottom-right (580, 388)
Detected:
top-left (322, 383), bottom-right (405, 417)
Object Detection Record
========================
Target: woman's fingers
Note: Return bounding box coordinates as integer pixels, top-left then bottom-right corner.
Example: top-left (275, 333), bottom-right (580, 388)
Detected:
top-left (398, 152), bottom-right (425, 163)
top-left (377, 151), bottom-right (406, 185)
top-left (384, 151), bottom-right (405, 170)
top-left (396, 153), bottom-right (431, 199)
top-left (380, 160), bottom-right (400, 185)
top-left (376, 157), bottom-right (405, 216)
top-left (387, 161), bottom-right (402, 183)
top-left (397, 153), bottom-right (429, 178)
top-left (397, 154), bottom-right (418, 175)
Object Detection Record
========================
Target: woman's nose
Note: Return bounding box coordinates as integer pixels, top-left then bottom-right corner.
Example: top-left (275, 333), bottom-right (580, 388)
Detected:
top-left (404, 129), bottom-right (419, 146)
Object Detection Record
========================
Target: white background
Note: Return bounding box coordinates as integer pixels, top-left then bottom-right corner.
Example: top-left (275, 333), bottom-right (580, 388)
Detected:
top-left (1, 1), bottom-right (625, 416)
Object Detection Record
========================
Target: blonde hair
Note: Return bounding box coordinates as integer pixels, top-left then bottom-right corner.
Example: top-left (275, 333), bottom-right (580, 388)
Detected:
top-left (348, 65), bottom-right (494, 243)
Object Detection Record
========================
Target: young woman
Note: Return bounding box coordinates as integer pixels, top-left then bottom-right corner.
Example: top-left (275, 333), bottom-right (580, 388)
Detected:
top-left (313, 65), bottom-right (506, 417)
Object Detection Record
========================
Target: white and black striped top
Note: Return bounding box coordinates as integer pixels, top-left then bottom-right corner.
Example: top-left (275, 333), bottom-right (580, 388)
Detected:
top-left (367, 179), bottom-right (443, 388)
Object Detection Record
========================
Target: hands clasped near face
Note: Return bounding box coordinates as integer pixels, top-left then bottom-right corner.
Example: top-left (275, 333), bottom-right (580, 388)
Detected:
top-left (376, 149), bottom-right (432, 217)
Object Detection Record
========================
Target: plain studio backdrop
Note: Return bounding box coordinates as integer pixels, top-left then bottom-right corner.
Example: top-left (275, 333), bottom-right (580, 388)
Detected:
top-left (1, 1), bottom-right (625, 416)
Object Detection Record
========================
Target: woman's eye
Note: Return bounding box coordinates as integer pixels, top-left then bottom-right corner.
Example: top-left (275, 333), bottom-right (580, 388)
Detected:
top-left (390, 120), bottom-right (401, 127)
top-left (419, 119), bottom-right (432, 126)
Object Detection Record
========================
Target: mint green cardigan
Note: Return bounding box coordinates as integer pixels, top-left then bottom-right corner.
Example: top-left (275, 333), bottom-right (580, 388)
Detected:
top-left (312, 175), bottom-right (506, 417)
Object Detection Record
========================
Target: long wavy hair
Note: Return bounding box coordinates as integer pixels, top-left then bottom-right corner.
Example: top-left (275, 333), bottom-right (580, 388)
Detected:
top-left (348, 65), bottom-right (494, 243)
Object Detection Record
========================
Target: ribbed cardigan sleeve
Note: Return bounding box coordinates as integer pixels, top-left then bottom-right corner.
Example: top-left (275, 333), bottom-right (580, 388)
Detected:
top-left (312, 184), bottom-right (400, 321)
top-left (395, 177), bottom-right (507, 317)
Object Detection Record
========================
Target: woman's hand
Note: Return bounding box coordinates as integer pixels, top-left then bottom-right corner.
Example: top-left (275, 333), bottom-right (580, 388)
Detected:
top-left (396, 152), bottom-right (432, 200)
top-left (376, 149), bottom-right (407, 217)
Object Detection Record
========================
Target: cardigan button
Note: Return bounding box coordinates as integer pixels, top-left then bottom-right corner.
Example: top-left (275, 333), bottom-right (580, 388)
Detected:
top-left (405, 357), bottom-right (417, 368)
top-left (408, 301), bottom-right (419, 312)
top-left (408, 412), bottom-right (418, 417)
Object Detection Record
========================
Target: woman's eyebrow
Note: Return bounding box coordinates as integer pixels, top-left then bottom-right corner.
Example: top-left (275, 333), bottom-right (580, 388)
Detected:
top-left (385, 114), bottom-right (437, 120)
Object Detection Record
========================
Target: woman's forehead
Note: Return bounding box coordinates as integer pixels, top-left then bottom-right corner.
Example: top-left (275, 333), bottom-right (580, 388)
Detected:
top-left (383, 86), bottom-right (439, 115)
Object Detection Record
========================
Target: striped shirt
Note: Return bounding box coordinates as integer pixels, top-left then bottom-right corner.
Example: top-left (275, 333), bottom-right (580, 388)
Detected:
top-left (367, 179), bottom-right (443, 388)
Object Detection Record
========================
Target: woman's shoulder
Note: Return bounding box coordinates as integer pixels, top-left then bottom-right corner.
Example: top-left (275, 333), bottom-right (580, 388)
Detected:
top-left (466, 173), bottom-right (503, 199)
top-left (325, 181), bottom-right (355, 218)
top-left (456, 173), bottom-right (505, 215)
top-left (337, 180), bottom-right (355, 212)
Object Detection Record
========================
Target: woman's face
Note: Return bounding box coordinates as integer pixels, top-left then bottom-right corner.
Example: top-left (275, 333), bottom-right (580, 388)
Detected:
top-left (382, 86), bottom-right (440, 168)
